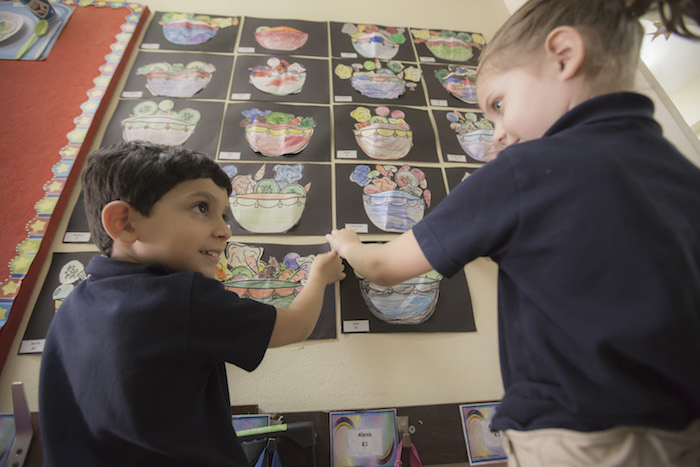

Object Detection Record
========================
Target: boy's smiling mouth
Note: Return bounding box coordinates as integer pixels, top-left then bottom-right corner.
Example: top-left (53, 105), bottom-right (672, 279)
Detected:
top-left (201, 250), bottom-right (222, 261)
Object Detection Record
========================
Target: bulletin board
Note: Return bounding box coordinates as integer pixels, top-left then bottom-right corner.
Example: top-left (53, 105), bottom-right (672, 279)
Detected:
top-left (20, 11), bottom-right (497, 353)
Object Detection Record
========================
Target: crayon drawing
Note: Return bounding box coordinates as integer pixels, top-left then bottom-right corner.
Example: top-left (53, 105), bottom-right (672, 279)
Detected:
top-left (335, 59), bottom-right (421, 100)
top-left (434, 65), bottom-right (477, 104)
top-left (249, 57), bottom-right (307, 96)
top-left (411, 29), bottom-right (485, 63)
top-left (350, 164), bottom-right (430, 233)
top-left (241, 107), bottom-right (316, 157)
top-left (159, 12), bottom-right (236, 45)
top-left (357, 270), bottom-right (443, 324)
top-left (351, 106), bottom-right (413, 160)
top-left (136, 61), bottom-right (216, 98)
top-left (342, 23), bottom-right (406, 60)
top-left (225, 163), bottom-right (310, 234)
top-left (254, 25), bottom-right (309, 51)
top-left (121, 100), bottom-right (201, 146)
top-left (446, 111), bottom-right (499, 163)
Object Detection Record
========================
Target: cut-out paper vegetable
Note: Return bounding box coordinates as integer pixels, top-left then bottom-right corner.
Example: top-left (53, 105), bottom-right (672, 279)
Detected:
top-left (226, 163), bottom-right (310, 233)
top-left (335, 59), bottom-right (421, 100)
top-left (254, 26), bottom-right (308, 51)
top-left (350, 164), bottom-right (431, 233)
top-left (136, 61), bottom-right (216, 98)
top-left (342, 23), bottom-right (406, 60)
top-left (218, 242), bottom-right (315, 308)
top-left (160, 12), bottom-right (236, 45)
top-left (357, 269), bottom-right (442, 324)
top-left (411, 29), bottom-right (485, 62)
top-left (249, 57), bottom-right (307, 96)
top-left (241, 108), bottom-right (315, 157)
top-left (351, 106), bottom-right (412, 160)
top-left (446, 111), bottom-right (499, 162)
top-left (52, 260), bottom-right (87, 312)
top-left (434, 65), bottom-right (477, 104)
top-left (122, 100), bottom-right (201, 146)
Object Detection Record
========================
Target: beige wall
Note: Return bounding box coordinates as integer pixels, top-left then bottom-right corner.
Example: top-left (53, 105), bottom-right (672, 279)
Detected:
top-left (0, 0), bottom-right (510, 416)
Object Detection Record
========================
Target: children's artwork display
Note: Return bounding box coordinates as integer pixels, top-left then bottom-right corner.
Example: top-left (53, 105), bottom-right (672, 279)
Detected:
top-left (23, 11), bottom-right (496, 349)
top-left (459, 403), bottom-right (507, 465)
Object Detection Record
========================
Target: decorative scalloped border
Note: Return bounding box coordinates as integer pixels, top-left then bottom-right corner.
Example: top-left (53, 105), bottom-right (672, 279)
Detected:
top-left (0, 1), bottom-right (145, 327)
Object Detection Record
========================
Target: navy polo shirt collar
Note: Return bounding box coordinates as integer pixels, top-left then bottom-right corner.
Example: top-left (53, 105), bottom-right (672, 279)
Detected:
top-left (86, 255), bottom-right (171, 278)
top-left (545, 92), bottom-right (656, 138)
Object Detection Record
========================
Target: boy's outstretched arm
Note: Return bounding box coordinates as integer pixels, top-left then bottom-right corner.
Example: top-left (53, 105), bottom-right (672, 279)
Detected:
top-left (268, 250), bottom-right (345, 348)
top-left (325, 228), bottom-right (433, 287)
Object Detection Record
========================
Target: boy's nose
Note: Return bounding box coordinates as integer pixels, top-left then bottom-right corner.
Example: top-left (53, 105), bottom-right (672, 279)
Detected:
top-left (494, 124), bottom-right (507, 145)
top-left (215, 217), bottom-right (232, 240)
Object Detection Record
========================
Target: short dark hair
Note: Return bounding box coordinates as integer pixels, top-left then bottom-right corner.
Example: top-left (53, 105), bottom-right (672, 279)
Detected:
top-left (81, 141), bottom-right (232, 256)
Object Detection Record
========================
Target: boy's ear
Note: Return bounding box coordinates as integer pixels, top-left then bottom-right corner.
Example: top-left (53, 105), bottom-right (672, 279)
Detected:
top-left (544, 26), bottom-right (585, 80)
top-left (101, 201), bottom-right (138, 244)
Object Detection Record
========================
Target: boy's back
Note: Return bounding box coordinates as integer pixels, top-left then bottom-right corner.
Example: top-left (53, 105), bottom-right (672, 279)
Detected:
top-left (40, 256), bottom-right (276, 466)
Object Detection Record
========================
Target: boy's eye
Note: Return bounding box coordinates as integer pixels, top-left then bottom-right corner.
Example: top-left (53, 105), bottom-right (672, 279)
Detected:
top-left (492, 99), bottom-right (502, 112)
top-left (193, 202), bottom-right (208, 214)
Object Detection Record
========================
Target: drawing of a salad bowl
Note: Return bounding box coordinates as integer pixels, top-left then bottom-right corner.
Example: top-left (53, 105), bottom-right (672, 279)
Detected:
top-left (121, 100), bottom-right (201, 146)
top-left (363, 190), bottom-right (424, 232)
top-left (220, 243), bottom-right (313, 308)
top-left (457, 130), bottom-right (497, 162)
top-left (228, 164), bottom-right (310, 233)
top-left (254, 26), bottom-right (309, 51)
top-left (447, 111), bottom-right (498, 162)
top-left (160, 13), bottom-right (235, 45)
top-left (225, 279), bottom-right (303, 307)
top-left (230, 192), bottom-right (307, 233)
top-left (136, 61), bottom-right (216, 98)
top-left (412, 29), bottom-right (485, 63)
top-left (336, 60), bottom-right (421, 100)
top-left (342, 23), bottom-right (406, 60)
top-left (434, 66), bottom-right (477, 104)
top-left (357, 271), bottom-right (442, 324)
top-left (352, 164), bottom-right (431, 233)
top-left (351, 107), bottom-right (412, 160)
top-left (249, 58), bottom-right (306, 96)
top-left (242, 108), bottom-right (315, 157)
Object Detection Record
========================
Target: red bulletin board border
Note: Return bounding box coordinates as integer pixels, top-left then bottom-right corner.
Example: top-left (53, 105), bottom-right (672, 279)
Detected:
top-left (0, 1), bottom-right (150, 372)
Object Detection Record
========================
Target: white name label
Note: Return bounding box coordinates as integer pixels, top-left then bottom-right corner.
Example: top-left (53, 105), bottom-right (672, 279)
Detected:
top-left (63, 232), bottom-right (91, 243)
top-left (336, 150), bottom-right (357, 159)
top-left (343, 320), bottom-right (370, 333)
top-left (219, 152), bottom-right (241, 160)
top-left (122, 91), bottom-right (143, 98)
top-left (447, 154), bottom-right (468, 163)
top-left (141, 43), bottom-right (160, 49)
top-left (347, 429), bottom-right (382, 456)
top-left (345, 223), bottom-right (368, 233)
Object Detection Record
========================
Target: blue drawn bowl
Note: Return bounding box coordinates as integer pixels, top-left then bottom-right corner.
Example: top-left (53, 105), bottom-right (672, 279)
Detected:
top-left (362, 190), bottom-right (424, 233)
top-left (457, 129), bottom-right (497, 162)
top-left (350, 73), bottom-right (406, 99)
top-left (358, 274), bottom-right (441, 324)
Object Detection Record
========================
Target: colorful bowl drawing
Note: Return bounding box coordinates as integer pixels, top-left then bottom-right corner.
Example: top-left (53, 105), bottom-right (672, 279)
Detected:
top-left (245, 122), bottom-right (314, 157)
top-left (425, 35), bottom-right (474, 62)
top-left (224, 279), bottom-right (303, 308)
top-left (137, 62), bottom-right (216, 98)
top-left (362, 190), bottom-right (424, 232)
top-left (249, 59), bottom-right (306, 96)
top-left (350, 71), bottom-right (406, 99)
top-left (352, 31), bottom-right (400, 60)
top-left (358, 275), bottom-right (441, 324)
top-left (354, 123), bottom-right (413, 160)
top-left (457, 129), bottom-right (497, 162)
top-left (254, 26), bottom-right (308, 51)
top-left (122, 115), bottom-right (197, 146)
top-left (121, 100), bottom-right (200, 146)
top-left (435, 67), bottom-right (477, 104)
top-left (229, 193), bottom-right (306, 233)
top-left (162, 18), bottom-right (219, 45)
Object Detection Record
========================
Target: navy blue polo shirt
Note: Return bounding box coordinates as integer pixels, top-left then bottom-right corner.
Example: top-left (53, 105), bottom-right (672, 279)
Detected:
top-left (414, 92), bottom-right (700, 432)
top-left (40, 256), bottom-right (276, 466)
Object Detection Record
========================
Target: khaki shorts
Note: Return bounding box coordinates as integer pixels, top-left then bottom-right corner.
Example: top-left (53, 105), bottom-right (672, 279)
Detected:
top-left (502, 420), bottom-right (700, 467)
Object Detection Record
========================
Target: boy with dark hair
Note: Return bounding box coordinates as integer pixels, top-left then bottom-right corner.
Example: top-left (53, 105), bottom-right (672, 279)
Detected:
top-left (39, 141), bottom-right (345, 466)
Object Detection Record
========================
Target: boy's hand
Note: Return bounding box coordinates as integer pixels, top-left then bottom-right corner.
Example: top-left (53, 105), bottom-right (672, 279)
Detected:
top-left (309, 250), bottom-right (346, 286)
top-left (325, 228), bottom-right (361, 259)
